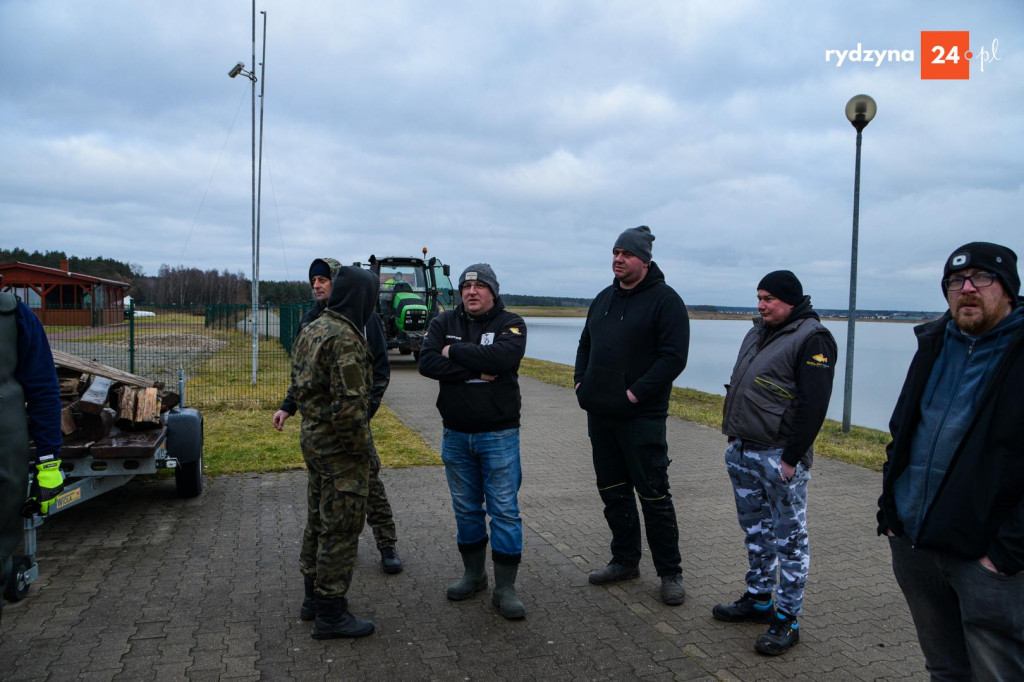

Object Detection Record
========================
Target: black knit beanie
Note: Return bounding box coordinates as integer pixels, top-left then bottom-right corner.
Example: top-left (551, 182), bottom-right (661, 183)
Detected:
top-left (308, 260), bottom-right (331, 283)
top-left (757, 270), bottom-right (803, 306)
top-left (614, 226), bottom-right (655, 264)
top-left (942, 242), bottom-right (1020, 300)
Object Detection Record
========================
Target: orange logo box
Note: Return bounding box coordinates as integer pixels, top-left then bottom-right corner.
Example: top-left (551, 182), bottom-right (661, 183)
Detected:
top-left (921, 31), bottom-right (971, 80)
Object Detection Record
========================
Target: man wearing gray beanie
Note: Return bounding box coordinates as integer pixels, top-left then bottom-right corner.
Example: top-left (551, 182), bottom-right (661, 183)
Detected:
top-left (880, 241), bottom-right (1024, 678)
top-left (574, 226), bottom-right (690, 606)
top-left (419, 263), bottom-right (529, 620)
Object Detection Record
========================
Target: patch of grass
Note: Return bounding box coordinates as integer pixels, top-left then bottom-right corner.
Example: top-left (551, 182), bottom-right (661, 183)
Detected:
top-left (188, 333), bottom-right (292, 410)
top-left (202, 404), bottom-right (440, 475)
top-left (518, 357), bottom-right (889, 472)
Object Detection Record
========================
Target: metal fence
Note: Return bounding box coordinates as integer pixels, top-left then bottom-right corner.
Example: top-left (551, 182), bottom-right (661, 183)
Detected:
top-left (45, 302), bottom-right (312, 409)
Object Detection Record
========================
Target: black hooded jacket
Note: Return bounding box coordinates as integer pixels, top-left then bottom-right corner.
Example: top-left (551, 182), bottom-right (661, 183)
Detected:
top-left (281, 262), bottom-right (389, 418)
top-left (574, 261), bottom-right (688, 420)
top-left (418, 298), bottom-right (527, 433)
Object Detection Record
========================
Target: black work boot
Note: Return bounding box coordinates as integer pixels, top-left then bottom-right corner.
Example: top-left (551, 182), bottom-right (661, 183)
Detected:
top-left (712, 592), bottom-right (775, 623)
top-left (299, 576), bottom-right (316, 621)
top-left (491, 562), bottom-right (526, 620)
top-left (588, 562), bottom-right (640, 585)
top-left (447, 545), bottom-right (488, 601)
top-left (754, 610), bottom-right (799, 655)
top-left (311, 597), bottom-right (375, 639)
top-left (380, 547), bottom-right (404, 574)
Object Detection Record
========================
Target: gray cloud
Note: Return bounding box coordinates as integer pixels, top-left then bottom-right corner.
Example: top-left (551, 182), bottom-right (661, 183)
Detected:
top-left (1, 0), bottom-right (1020, 312)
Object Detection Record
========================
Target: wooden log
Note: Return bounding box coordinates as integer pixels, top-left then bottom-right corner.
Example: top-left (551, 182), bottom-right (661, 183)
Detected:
top-left (138, 387), bottom-right (161, 424)
top-left (116, 386), bottom-right (162, 426)
top-left (80, 408), bottom-right (117, 441)
top-left (60, 406), bottom-right (78, 435)
top-left (50, 349), bottom-right (157, 388)
top-left (77, 376), bottom-right (114, 415)
top-left (59, 376), bottom-right (82, 398)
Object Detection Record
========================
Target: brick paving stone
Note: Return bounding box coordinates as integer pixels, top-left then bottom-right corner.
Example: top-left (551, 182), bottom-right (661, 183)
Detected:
top-left (0, 359), bottom-right (935, 680)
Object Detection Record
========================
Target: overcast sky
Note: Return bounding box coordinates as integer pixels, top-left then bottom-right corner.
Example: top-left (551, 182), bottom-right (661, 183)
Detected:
top-left (1, 0), bottom-right (1021, 310)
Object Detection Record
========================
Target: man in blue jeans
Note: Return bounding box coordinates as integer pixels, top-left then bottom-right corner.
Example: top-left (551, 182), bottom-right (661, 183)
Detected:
top-left (419, 263), bottom-right (528, 620)
top-left (879, 242), bottom-right (1024, 678)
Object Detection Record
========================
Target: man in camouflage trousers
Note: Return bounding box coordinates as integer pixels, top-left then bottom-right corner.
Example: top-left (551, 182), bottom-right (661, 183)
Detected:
top-left (290, 266), bottom-right (379, 639)
top-left (716, 271), bottom-right (836, 656)
top-left (274, 258), bottom-right (403, 591)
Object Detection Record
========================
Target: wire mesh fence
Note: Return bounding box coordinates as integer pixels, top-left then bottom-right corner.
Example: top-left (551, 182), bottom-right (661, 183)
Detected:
top-left (45, 302), bottom-right (312, 410)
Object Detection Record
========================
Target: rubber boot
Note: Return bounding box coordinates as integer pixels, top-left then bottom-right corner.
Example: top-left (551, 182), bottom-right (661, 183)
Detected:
top-left (311, 597), bottom-right (375, 639)
top-left (299, 576), bottom-right (316, 621)
top-left (446, 546), bottom-right (488, 601)
top-left (491, 562), bottom-right (526, 620)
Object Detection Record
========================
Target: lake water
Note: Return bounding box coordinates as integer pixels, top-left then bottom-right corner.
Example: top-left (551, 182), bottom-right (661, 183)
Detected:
top-left (522, 316), bottom-right (923, 432)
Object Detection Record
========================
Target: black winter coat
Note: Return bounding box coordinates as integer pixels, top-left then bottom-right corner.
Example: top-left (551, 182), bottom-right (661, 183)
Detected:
top-left (574, 262), bottom-right (688, 420)
top-left (878, 305), bottom-right (1024, 575)
top-left (418, 300), bottom-right (527, 433)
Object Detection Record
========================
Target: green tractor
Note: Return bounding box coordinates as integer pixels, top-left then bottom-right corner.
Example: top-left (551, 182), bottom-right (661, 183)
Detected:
top-left (364, 249), bottom-right (455, 359)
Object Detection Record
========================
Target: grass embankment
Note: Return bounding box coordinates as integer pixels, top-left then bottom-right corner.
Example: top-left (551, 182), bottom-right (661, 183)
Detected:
top-left (518, 357), bottom-right (889, 472)
top-left (202, 405), bottom-right (441, 475)
top-left (192, 336), bottom-right (440, 475)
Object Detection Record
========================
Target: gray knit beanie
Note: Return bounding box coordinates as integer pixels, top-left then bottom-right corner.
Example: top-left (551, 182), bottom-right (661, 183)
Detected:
top-left (459, 263), bottom-right (499, 297)
top-left (614, 226), bottom-right (655, 264)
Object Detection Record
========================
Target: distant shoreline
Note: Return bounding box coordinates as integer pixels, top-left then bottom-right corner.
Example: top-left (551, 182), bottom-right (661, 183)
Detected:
top-left (507, 305), bottom-right (929, 324)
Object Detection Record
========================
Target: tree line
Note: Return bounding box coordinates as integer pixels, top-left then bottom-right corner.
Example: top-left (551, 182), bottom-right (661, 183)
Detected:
top-left (1, 248), bottom-right (311, 306)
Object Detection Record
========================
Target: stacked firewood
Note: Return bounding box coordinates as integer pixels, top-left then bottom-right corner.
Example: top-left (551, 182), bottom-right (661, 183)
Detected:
top-left (52, 350), bottom-right (180, 459)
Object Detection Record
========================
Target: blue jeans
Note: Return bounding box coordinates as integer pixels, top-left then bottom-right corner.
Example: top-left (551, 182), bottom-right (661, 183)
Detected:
top-left (889, 534), bottom-right (1024, 680)
top-left (441, 428), bottom-right (523, 558)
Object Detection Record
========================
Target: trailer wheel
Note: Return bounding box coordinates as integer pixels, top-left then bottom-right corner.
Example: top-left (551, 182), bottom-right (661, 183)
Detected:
top-left (175, 453), bottom-right (204, 498)
top-left (167, 408), bottom-right (204, 499)
top-left (4, 555), bottom-right (32, 602)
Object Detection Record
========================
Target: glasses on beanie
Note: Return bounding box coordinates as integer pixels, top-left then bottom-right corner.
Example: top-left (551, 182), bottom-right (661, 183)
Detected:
top-left (944, 272), bottom-right (997, 291)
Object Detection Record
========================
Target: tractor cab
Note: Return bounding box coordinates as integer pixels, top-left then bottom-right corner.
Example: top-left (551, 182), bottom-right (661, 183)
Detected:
top-left (363, 250), bottom-right (454, 358)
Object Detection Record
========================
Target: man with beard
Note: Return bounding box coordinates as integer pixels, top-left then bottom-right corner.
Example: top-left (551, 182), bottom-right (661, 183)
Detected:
top-left (574, 226), bottom-right (689, 606)
top-left (879, 242), bottom-right (1024, 678)
top-left (274, 257), bottom-right (404, 600)
top-left (715, 270), bottom-right (836, 656)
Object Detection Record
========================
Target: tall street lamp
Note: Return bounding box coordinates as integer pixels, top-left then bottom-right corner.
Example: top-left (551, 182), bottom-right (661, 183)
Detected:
top-left (228, 2), bottom-right (266, 386)
top-left (842, 94), bottom-right (877, 433)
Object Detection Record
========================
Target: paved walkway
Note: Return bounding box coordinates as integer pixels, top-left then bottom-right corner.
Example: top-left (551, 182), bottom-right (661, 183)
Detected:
top-left (0, 360), bottom-right (927, 680)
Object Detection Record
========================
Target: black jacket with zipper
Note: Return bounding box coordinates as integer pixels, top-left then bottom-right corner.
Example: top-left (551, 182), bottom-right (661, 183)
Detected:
top-left (878, 301), bottom-right (1024, 575)
top-left (574, 261), bottom-right (688, 420)
top-left (418, 300), bottom-right (527, 433)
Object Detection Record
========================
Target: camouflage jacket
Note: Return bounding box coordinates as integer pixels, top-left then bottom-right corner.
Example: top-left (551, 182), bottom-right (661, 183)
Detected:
top-left (291, 309), bottom-right (372, 461)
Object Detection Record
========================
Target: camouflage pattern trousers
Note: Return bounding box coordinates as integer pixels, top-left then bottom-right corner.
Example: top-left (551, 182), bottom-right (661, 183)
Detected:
top-left (364, 432), bottom-right (398, 550)
top-left (300, 447), bottom-right (370, 600)
top-left (724, 438), bottom-right (811, 617)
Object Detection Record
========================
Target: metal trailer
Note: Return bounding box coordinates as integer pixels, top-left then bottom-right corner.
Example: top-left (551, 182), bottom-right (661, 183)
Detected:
top-left (3, 406), bottom-right (204, 602)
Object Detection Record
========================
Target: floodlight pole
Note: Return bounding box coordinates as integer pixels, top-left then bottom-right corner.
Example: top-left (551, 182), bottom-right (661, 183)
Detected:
top-left (249, 0), bottom-right (257, 385)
